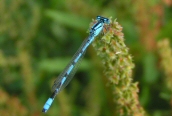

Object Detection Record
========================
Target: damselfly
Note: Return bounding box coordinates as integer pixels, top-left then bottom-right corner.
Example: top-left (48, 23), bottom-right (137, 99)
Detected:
top-left (42, 16), bottom-right (110, 113)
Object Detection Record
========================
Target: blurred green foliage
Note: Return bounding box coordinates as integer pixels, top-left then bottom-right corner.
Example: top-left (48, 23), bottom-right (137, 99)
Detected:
top-left (0, 0), bottom-right (172, 116)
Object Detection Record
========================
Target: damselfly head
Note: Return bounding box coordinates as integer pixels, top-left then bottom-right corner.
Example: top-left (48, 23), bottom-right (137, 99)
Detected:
top-left (96, 16), bottom-right (110, 24)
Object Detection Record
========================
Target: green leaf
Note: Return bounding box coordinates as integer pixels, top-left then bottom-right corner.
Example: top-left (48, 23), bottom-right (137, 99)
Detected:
top-left (45, 10), bottom-right (90, 30)
top-left (143, 53), bottom-right (159, 84)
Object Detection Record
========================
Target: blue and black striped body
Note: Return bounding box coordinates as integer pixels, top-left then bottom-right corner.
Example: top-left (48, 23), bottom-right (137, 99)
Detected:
top-left (42, 16), bottom-right (110, 113)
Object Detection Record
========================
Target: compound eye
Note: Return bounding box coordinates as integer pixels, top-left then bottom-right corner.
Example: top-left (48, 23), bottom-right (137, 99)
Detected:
top-left (104, 18), bottom-right (110, 24)
top-left (103, 18), bottom-right (107, 22)
top-left (96, 16), bottom-right (101, 20)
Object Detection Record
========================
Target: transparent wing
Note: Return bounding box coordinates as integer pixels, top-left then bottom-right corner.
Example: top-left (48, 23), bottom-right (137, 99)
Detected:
top-left (52, 34), bottom-right (95, 92)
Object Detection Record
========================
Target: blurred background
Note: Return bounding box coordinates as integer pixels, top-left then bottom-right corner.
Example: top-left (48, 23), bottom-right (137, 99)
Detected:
top-left (0, 0), bottom-right (172, 116)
